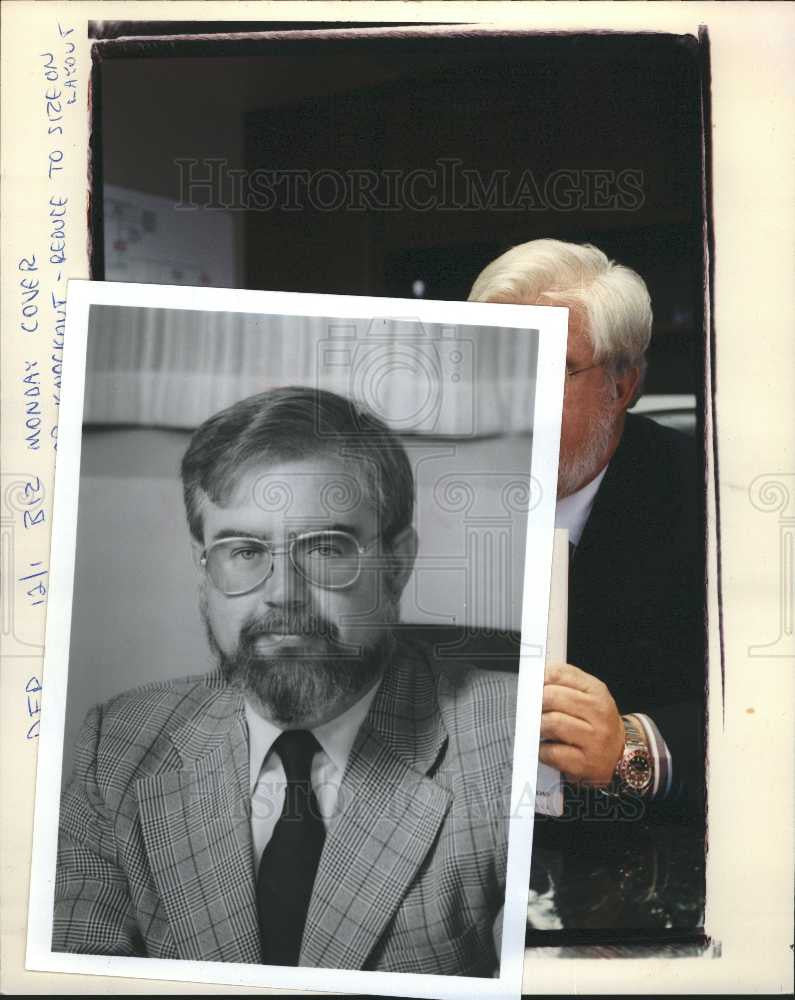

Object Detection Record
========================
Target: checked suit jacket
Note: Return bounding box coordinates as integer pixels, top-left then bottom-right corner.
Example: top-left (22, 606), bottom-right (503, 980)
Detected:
top-left (53, 643), bottom-right (516, 975)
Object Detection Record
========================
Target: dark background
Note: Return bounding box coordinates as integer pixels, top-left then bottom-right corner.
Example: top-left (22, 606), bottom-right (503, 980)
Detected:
top-left (94, 26), bottom-right (704, 398)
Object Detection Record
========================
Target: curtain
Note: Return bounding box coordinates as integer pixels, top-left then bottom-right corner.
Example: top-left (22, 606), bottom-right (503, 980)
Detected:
top-left (85, 304), bottom-right (538, 436)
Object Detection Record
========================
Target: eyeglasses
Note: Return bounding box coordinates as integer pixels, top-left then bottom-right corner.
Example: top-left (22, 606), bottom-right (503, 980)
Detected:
top-left (565, 363), bottom-right (602, 379)
top-left (200, 530), bottom-right (379, 596)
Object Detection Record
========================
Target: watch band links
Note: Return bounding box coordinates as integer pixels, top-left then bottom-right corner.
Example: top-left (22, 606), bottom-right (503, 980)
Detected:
top-left (613, 714), bottom-right (654, 796)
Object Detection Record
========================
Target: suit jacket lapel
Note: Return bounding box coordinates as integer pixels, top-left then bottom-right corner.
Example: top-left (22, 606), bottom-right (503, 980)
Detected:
top-left (135, 681), bottom-right (262, 964)
top-left (572, 415), bottom-right (638, 593)
top-left (300, 647), bottom-right (451, 970)
top-left (575, 414), bottom-right (642, 565)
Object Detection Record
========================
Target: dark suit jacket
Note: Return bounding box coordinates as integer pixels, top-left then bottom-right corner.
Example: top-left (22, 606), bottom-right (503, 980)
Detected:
top-left (53, 644), bottom-right (516, 975)
top-left (567, 412), bottom-right (706, 808)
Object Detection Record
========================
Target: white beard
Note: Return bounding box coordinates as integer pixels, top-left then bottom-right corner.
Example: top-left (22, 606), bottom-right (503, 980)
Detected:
top-left (557, 405), bottom-right (616, 499)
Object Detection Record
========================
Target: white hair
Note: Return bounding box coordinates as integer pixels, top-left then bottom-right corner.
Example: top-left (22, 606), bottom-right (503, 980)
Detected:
top-left (468, 239), bottom-right (652, 392)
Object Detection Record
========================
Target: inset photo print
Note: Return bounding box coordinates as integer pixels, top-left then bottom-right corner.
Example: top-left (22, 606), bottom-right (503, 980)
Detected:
top-left (26, 280), bottom-right (566, 1000)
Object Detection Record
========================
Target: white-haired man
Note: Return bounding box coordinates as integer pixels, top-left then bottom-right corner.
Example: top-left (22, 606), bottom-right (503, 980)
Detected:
top-left (470, 239), bottom-right (704, 809)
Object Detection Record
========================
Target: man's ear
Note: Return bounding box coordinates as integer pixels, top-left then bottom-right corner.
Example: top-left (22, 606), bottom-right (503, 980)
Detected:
top-left (611, 365), bottom-right (641, 414)
top-left (386, 525), bottom-right (418, 600)
top-left (190, 537), bottom-right (206, 572)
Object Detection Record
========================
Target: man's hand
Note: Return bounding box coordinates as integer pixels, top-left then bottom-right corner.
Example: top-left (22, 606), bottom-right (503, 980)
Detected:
top-left (539, 663), bottom-right (625, 786)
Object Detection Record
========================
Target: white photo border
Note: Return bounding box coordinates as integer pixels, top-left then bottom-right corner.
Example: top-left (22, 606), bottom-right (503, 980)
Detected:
top-left (25, 280), bottom-right (567, 1000)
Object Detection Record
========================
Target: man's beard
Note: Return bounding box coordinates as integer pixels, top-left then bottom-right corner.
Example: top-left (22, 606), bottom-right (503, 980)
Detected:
top-left (202, 600), bottom-right (395, 727)
top-left (557, 404), bottom-right (616, 499)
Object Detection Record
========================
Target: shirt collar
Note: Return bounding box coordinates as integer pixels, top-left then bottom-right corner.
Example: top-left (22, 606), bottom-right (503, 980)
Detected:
top-left (244, 679), bottom-right (382, 793)
top-left (555, 464), bottom-right (608, 547)
top-left (313, 679), bottom-right (381, 774)
top-left (244, 701), bottom-right (282, 794)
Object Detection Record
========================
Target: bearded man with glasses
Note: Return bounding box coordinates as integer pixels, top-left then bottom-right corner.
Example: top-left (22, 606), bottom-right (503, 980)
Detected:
top-left (53, 386), bottom-right (517, 976)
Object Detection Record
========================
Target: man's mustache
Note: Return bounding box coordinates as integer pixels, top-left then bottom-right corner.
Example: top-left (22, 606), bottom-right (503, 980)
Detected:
top-left (239, 613), bottom-right (340, 644)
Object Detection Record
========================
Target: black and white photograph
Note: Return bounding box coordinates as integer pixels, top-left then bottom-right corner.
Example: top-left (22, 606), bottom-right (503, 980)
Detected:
top-left (26, 282), bottom-right (566, 998)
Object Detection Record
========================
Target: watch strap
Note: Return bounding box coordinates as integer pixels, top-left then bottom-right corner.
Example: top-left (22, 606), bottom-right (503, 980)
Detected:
top-left (612, 714), bottom-right (654, 796)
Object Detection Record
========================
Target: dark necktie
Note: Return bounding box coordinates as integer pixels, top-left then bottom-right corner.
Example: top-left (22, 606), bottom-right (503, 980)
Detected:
top-left (257, 729), bottom-right (326, 966)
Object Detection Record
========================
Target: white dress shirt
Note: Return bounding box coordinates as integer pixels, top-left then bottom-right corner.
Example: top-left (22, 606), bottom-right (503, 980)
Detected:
top-left (554, 463), bottom-right (673, 797)
top-left (245, 681), bottom-right (381, 864)
top-left (554, 465), bottom-right (607, 546)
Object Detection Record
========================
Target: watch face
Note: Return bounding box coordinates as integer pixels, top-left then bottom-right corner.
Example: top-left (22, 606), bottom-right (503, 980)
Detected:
top-left (620, 749), bottom-right (652, 791)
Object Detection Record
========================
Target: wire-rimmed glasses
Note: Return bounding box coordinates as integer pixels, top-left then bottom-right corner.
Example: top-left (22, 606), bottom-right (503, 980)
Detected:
top-left (200, 530), bottom-right (379, 596)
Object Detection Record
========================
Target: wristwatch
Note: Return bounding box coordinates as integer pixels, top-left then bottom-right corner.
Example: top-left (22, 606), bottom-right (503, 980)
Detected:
top-left (613, 714), bottom-right (653, 795)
